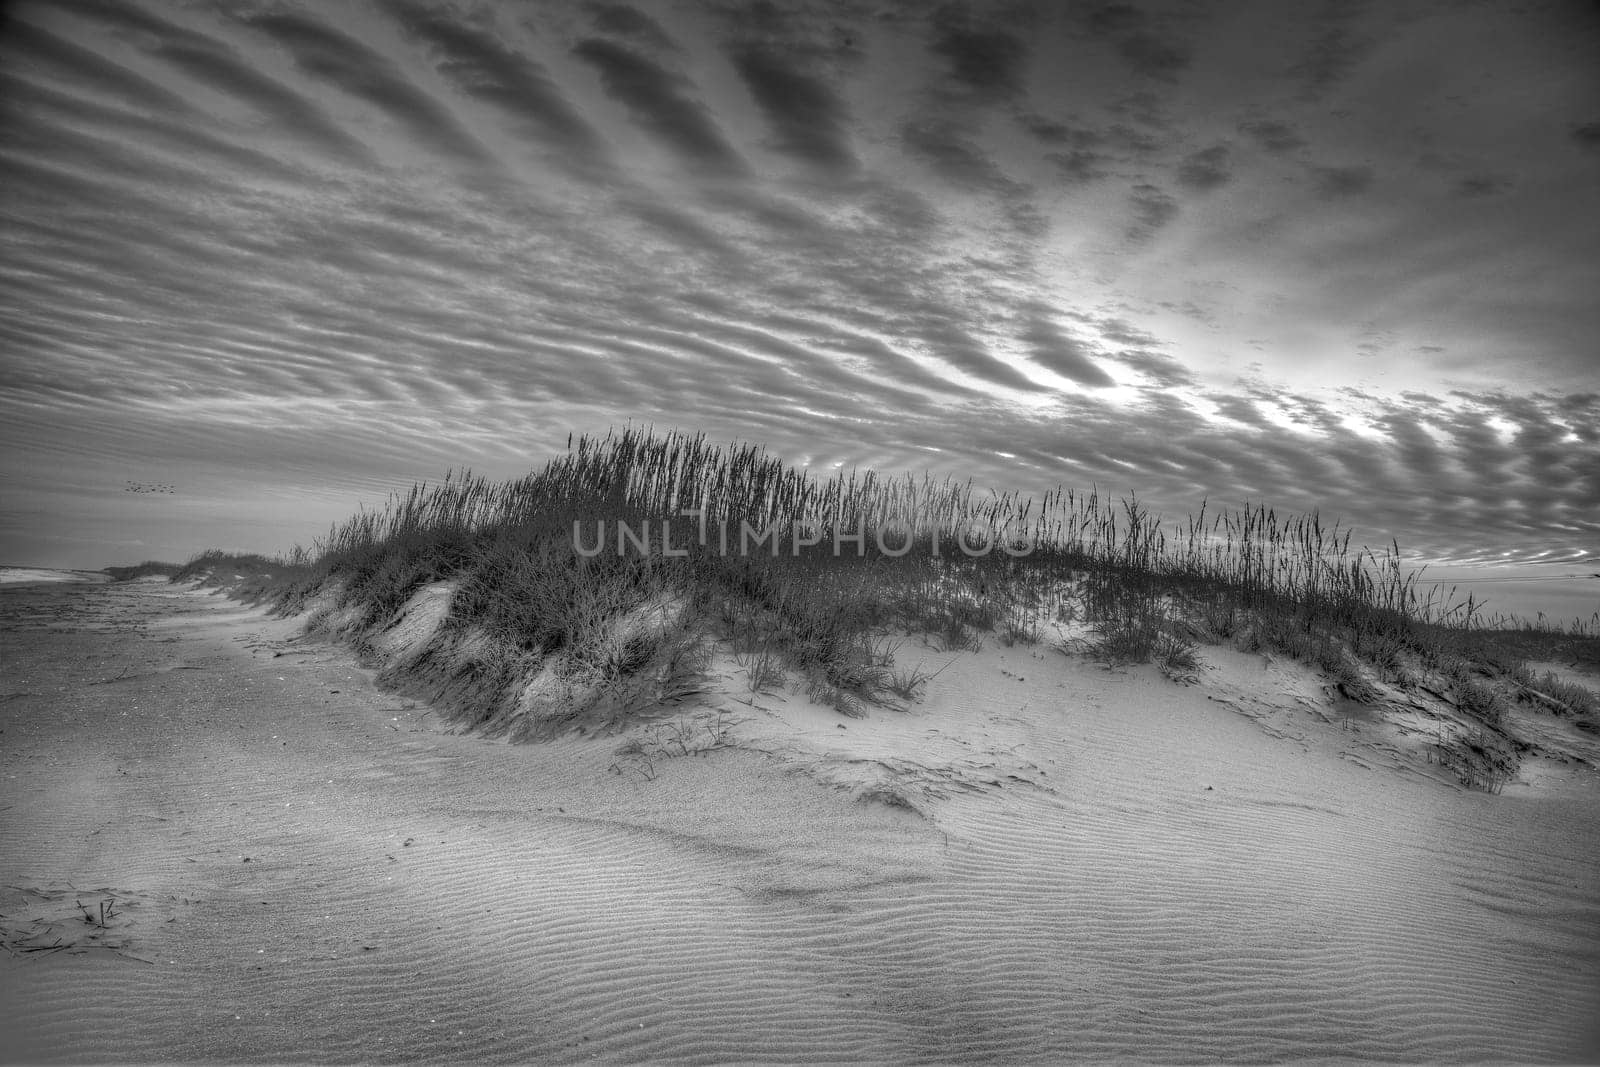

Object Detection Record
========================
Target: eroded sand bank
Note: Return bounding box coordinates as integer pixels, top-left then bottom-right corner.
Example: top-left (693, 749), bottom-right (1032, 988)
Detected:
top-left (2, 580), bottom-right (1598, 1062)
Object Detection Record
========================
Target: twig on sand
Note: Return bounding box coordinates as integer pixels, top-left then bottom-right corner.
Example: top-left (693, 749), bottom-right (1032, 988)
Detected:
top-left (20, 939), bottom-right (66, 955)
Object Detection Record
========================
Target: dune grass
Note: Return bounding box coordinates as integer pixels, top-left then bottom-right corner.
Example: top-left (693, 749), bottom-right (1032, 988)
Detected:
top-left (102, 561), bottom-right (184, 581)
top-left (171, 428), bottom-right (1597, 784)
top-left (172, 549), bottom-right (314, 602)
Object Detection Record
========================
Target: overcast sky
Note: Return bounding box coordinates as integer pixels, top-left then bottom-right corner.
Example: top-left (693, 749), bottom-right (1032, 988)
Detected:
top-left (1, 1), bottom-right (1597, 610)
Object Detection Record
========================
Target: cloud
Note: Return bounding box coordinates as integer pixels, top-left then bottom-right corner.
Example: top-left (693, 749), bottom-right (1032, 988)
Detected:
top-left (571, 38), bottom-right (747, 177)
top-left (1292, 14), bottom-right (1375, 100)
top-left (1003, 199), bottom-right (1049, 238)
top-left (1453, 175), bottom-right (1511, 198)
top-left (1553, 393), bottom-right (1600, 446)
top-left (621, 198), bottom-right (742, 263)
top-left (670, 317), bottom-right (939, 414)
top-left (1211, 395), bottom-right (1271, 429)
top-left (1, 133), bottom-right (242, 227)
top-left (1127, 183), bottom-right (1178, 240)
top-left (1019, 114), bottom-right (1074, 143)
top-left (386, 1), bottom-right (607, 167)
top-left (587, 4), bottom-right (678, 52)
top-left (730, 47), bottom-right (857, 175)
top-left (1239, 118), bottom-right (1305, 154)
top-left (1022, 116), bottom-right (1156, 184)
top-left (899, 117), bottom-right (1049, 235)
top-left (1158, 301), bottom-right (1216, 327)
top-left (1096, 318), bottom-right (1162, 347)
top-left (1106, 349), bottom-right (1195, 388)
top-left (1117, 31), bottom-right (1190, 82)
top-left (1372, 408), bottom-right (1448, 480)
top-left (234, 10), bottom-right (497, 167)
top-left (1073, 4), bottom-right (1189, 83)
top-left (41, 0), bottom-right (377, 167)
top-left (1048, 150), bottom-right (1110, 184)
top-left (916, 318), bottom-right (1046, 393)
top-left (808, 331), bottom-right (968, 401)
top-left (2, 71), bottom-right (310, 185)
top-left (1176, 144), bottom-right (1231, 190)
top-left (1569, 121), bottom-right (1600, 151)
top-left (855, 183), bottom-right (942, 245)
top-left (1310, 164), bottom-right (1374, 198)
top-left (1020, 312), bottom-right (1116, 387)
top-left (902, 117), bottom-right (1012, 190)
top-left (2, 0), bottom-right (1597, 576)
top-left (1107, 90), bottom-right (1169, 130)
top-left (928, 6), bottom-right (1029, 101)
top-left (1083, 4), bottom-right (1144, 36)
top-left (0, 17), bottom-right (199, 118)
top-left (1021, 115), bottom-right (1155, 156)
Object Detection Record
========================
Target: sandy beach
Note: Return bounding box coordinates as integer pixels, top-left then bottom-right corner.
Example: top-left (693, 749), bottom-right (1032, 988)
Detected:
top-left (3, 577), bottom-right (1599, 1063)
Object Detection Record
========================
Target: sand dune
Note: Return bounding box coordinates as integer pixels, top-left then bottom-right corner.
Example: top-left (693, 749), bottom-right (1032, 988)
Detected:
top-left (3, 580), bottom-right (1598, 1062)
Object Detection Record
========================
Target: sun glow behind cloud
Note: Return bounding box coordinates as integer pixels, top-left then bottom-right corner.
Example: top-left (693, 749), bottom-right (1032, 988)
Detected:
top-left (0, 0), bottom-right (1595, 605)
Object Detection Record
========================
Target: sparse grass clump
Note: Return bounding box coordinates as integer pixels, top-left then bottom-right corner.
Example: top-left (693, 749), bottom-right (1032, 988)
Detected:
top-left (735, 642), bottom-right (787, 695)
top-left (1527, 672), bottom-right (1599, 718)
top-left (1154, 633), bottom-right (1202, 682)
top-left (1430, 728), bottom-right (1517, 794)
top-left (886, 662), bottom-right (935, 701)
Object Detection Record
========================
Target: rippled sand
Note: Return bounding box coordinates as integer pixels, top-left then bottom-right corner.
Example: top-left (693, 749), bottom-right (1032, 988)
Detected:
top-left (2, 579), bottom-right (1598, 1062)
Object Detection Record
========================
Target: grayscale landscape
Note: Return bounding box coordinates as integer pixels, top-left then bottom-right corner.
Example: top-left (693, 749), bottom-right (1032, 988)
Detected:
top-left (2, 1), bottom-right (1597, 1062)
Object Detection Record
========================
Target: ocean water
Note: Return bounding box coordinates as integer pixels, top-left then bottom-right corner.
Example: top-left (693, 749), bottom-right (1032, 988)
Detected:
top-left (0, 567), bottom-right (110, 587)
top-left (1412, 565), bottom-right (1599, 629)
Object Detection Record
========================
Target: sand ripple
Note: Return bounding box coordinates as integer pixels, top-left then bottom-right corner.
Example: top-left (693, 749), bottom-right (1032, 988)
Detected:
top-left (3, 581), bottom-right (1598, 1062)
